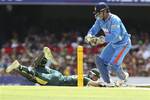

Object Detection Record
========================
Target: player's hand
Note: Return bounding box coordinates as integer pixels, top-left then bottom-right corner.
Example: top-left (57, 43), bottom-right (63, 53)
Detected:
top-left (88, 36), bottom-right (105, 46)
top-left (84, 34), bottom-right (94, 44)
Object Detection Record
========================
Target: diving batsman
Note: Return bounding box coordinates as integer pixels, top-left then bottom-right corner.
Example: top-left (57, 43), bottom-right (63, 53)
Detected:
top-left (6, 47), bottom-right (105, 87)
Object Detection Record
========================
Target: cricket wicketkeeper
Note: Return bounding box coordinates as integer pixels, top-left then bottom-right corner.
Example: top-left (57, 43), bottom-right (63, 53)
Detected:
top-left (85, 2), bottom-right (132, 86)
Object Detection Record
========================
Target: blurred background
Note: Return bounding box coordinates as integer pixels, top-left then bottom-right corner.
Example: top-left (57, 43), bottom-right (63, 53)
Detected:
top-left (0, 0), bottom-right (150, 85)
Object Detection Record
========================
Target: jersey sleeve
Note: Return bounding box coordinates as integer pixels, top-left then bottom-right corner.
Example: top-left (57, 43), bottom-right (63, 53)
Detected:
top-left (87, 19), bottom-right (101, 36)
top-left (105, 17), bottom-right (121, 43)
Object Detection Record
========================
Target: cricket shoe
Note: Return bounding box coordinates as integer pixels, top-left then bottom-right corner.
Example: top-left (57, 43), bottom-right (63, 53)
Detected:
top-left (115, 72), bottom-right (129, 87)
top-left (104, 82), bottom-right (116, 87)
top-left (43, 47), bottom-right (58, 65)
top-left (6, 60), bottom-right (20, 73)
top-left (124, 71), bottom-right (129, 81)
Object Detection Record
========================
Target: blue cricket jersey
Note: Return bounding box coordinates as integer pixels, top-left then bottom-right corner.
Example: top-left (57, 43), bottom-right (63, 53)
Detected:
top-left (87, 13), bottom-right (131, 47)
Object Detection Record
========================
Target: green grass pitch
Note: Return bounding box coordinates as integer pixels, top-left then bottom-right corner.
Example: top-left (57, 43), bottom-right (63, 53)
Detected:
top-left (0, 86), bottom-right (150, 100)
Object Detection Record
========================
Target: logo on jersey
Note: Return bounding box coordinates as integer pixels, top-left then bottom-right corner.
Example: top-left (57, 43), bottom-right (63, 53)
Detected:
top-left (111, 24), bottom-right (119, 29)
top-left (102, 28), bottom-right (109, 34)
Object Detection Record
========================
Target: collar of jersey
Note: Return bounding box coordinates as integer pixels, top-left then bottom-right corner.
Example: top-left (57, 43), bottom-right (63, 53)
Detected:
top-left (101, 13), bottom-right (112, 22)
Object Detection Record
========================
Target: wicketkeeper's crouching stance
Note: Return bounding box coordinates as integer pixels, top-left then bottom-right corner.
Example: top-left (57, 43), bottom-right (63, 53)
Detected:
top-left (85, 2), bottom-right (132, 86)
top-left (6, 47), bottom-right (108, 87)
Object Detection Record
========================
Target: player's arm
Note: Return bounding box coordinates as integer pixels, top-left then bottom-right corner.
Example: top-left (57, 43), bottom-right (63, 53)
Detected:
top-left (87, 78), bottom-right (108, 87)
top-left (87, 80), bottom-right (101, 87)
top-left (87, 80), bottom-right (117, 87)
top-left (85, 19), bottom-right (101, 44)
top-left (88, 19), bottom-right (101, 36)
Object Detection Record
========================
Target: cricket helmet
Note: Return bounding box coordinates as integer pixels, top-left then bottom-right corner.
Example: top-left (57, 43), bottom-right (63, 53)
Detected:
top-left (94, 2), bottom-right (110, 14)
top-left (88, 68), bottom-right (100, 79)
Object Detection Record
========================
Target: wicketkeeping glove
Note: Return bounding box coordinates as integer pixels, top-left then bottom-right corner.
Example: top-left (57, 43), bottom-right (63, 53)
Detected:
top-left (95, 35), bottom-right (105, 44)
top-left (85, 35), bottom-right (105, 46)
top-left (84, 34), bottom-right (94, 44)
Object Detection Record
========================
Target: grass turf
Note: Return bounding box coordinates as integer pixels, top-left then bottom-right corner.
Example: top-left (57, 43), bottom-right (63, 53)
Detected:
top-left (0, 86), bottom-right (150, 100)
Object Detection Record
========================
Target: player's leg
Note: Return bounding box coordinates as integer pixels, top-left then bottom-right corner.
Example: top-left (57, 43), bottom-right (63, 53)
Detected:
top-left (96, 43), bottom-right (114, 83)
top-left (32, 46), bottom-right (58, 68)
top-left (6, 60), bottom-right (37, 83)
top-left (19, 63), bottom-right (63, 85)
top-left (6, 47), bottom-right (59, 85)
top-left (33, 47), bottom-right (59, 74)
top-left (43, 47), bottom-right (58, 65)
top-left (95, 56), bottom-right (110, 83)
top-left (15, 70), bottom-right (37, 83)
top-left (6, 60), bottom-right (20, 73)
top-left (18, 65), bottom-right (61, 85)
top-left (32, 47), bottom-right (61, 85)
top-left (18, 65), bottom-right (55, 85)
top-left (109, 43), bottom-right (131, 84)
top-left (33, 47), bottom-right (58, 72)
top-left (6, 60), bottom-right (49, 85)
top-left (32, 52), bottom-right (45, 68)
top-left (29, 46), bottom-right (58, 74)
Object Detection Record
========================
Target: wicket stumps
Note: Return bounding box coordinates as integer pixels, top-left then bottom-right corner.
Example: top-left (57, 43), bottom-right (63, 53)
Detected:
top-left (77, 45), bottom-right (83, 87)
